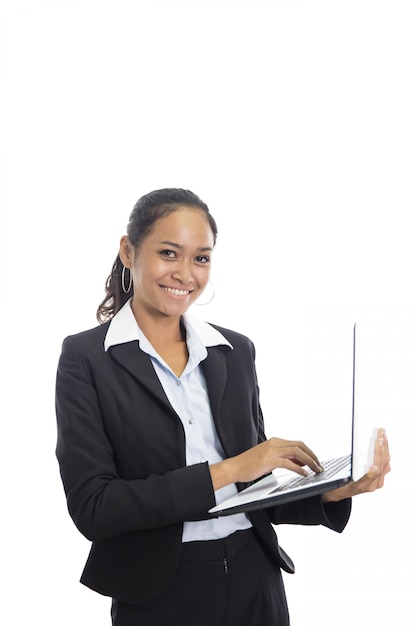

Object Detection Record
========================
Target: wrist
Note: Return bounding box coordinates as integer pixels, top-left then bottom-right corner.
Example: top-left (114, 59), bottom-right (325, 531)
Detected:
top-left (323, 484), bottom-right (352, 504)
top-left (209, 458), bottom-right (235, 491)
top-left (322, 492), bottom-right (337, 504)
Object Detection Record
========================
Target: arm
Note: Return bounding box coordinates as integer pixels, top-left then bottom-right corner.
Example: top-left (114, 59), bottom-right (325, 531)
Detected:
top-left (210, 440), bottom-right (352, 533)
top-left (55, 336), bottom-right (216, 542)
top-left (209, 437), bottom-right (324, 489)
top-left (267, 428), bottom-right (390, 532)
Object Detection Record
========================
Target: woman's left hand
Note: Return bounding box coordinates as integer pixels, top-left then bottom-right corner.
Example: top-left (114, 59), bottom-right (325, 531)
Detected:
top-left (322, 427), bottom-right (391, 503)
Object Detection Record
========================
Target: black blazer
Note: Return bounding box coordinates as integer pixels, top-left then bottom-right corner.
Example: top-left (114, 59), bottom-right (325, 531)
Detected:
top-left (55, 321), bottom-right (351, 604)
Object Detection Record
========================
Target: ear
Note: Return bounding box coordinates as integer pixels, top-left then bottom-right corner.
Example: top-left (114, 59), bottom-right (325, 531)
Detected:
top-left (119, 236), bottom-right (133, 268)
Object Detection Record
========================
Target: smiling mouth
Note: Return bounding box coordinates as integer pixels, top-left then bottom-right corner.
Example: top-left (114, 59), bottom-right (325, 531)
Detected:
top-left (160, 286), bottom-right (193, 296)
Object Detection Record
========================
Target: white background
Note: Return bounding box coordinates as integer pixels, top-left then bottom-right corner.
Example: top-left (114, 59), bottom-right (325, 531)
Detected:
top-left (1, 0), bottom-right (416, 624)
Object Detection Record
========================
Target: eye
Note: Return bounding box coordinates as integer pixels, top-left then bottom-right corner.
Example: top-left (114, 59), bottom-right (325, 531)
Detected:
top-left (195, 255), bottom-right (210, 264)
top-left (160, 249), bottom-right (177, 258)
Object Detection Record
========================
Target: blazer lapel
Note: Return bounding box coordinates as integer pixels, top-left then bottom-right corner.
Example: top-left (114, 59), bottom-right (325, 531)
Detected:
top-left (109, 341), bottom-right (176, 414)
top-left (202, 346), bottom-right (227, 427)
top-left (110, 341), bottom-right (229, 432)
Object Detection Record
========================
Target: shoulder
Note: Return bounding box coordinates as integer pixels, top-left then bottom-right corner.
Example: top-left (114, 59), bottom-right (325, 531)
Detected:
top-left (57, 322), bottom-right (114, 387)
top-left (208, 323), bottom-right (255, 353)
top-left (60, 322), bottom-right (110, 356)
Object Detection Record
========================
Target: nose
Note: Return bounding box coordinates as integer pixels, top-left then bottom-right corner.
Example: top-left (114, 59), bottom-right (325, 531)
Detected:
top-left (171, 259), bottom-right (193, 285)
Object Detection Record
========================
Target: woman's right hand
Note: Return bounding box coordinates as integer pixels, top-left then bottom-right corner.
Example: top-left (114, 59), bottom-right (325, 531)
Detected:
top-left (209, 438), bottom-right (324, 491)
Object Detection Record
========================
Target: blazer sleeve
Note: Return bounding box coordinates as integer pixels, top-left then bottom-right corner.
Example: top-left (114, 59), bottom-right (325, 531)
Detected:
top-left (55, 336), bottom-right (217, 543)
top-left (266, 493), bottom-right (352, 533)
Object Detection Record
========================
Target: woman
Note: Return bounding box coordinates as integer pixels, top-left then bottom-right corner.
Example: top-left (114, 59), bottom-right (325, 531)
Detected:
top-left (55, 188), bottom-right (390, 626)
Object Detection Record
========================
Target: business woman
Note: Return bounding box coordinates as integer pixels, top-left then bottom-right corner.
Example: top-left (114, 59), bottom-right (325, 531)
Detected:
top-left (55, 188), bottom-right (390, 625)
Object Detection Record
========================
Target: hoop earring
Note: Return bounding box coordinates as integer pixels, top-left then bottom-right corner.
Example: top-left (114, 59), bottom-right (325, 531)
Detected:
top-left (194, 281), bottom-right (215, 306)
top-left (121, 265), bottom-right (132, 294)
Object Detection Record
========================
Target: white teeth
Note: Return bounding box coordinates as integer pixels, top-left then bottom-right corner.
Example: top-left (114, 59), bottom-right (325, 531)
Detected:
top-left (162, 286), bottom-right (190, 296)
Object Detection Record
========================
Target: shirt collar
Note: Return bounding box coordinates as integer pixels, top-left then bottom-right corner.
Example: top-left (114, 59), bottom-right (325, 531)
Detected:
top-left (104, 298), bottom-right (233, 352)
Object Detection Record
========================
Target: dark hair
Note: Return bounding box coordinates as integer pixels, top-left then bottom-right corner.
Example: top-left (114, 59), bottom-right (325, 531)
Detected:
top-left (96, 188), bottom-right (218, 322)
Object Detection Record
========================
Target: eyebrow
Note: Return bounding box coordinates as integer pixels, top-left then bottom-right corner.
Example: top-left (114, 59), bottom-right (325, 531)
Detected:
top-left (158, 240), bottom-right (213, 252)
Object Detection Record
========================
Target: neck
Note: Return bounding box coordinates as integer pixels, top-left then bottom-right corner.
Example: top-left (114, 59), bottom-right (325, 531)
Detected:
top-left (131, 304), bottom-right (185, 346)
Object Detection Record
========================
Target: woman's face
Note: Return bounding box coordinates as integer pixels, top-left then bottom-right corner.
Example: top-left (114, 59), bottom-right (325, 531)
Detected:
top-left (120, 207), bottom-right (214, 320)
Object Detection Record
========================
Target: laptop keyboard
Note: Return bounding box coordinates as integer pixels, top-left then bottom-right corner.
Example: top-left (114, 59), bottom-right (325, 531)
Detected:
top-left (272, 454), bottom-right (351, 492)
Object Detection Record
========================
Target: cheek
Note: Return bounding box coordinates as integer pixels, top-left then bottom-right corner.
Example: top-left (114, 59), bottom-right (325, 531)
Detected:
top-left (196, 266), bottom-right (211, 287)
top-left (141, 260), bottom-right (166, 282)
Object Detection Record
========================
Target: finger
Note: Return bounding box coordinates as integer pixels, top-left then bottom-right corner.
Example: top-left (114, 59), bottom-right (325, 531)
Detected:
top-left (373, 429), bottom-right (389, 468)
top-left (269, 438), bottom-right (322, 469)
top-left (378, 443), bottom-right (390, 472)
top-left (368, 465), bottom-right (383, 485)
top-left (366, 462), bottom-right (389, 490)
top-left (376, 427), bottom-right (390, 457)
top-left (295, 441), bottom-right (323, 469)
top-left (279, 446), bottom-right (324, 474)
top-left (273, 458), bottom-right (311, 477)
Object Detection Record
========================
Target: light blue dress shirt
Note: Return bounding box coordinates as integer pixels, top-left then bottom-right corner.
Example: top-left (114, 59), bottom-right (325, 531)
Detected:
top-left (104, 300), bottom-right (252, 542)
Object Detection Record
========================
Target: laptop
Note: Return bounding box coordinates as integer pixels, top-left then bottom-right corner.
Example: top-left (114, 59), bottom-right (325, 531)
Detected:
top-left (209, 323), bottom-right (372, 517)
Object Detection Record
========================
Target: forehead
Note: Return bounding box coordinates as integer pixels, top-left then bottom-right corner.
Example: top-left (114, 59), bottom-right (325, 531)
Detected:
top-left (149, 207), bottom-right (214, 244)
